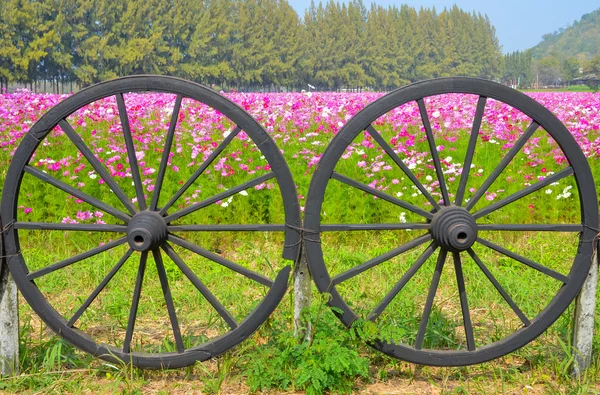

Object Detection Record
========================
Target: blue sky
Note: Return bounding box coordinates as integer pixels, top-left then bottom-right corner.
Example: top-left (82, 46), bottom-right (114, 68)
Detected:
top-left (287, 0), bottom-right (598, 53)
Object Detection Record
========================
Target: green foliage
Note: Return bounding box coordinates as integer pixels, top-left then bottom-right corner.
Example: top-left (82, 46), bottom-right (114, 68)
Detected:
top-left (242, 299), bottom-right (369, 394)
top-left (0, 0), bottom-right (504, 89)
top-left (561, 57), bottom-right (581, 81)
top-left (581, 54), bottom-right (600, 92)
top-left (587, 54), bottom-right (600, 74)
top-left (535, 55), bottom-right (563, 86)
top-left (503, 50), bottom-right (533, 87)
top-left (531, 8), bottom-right (600, 61)
top-left (196, 353), bottom-right (235, 394)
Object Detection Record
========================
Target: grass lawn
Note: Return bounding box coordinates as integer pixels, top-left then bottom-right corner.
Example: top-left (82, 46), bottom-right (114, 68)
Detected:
top-left (0, 87), bottom-right (599, 393)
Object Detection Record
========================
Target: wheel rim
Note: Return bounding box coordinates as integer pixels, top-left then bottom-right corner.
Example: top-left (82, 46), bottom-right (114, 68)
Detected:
top-left (1, 75), bottom-right (300, 368)
top-left (304, 77), bottom-right (598, 366)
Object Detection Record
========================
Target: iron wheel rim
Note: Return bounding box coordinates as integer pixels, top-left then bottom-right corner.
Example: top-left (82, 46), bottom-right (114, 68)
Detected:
top-left (1, 75), bottom-right (300, 369)
top-left (304, 77), bottom-right (598, 366)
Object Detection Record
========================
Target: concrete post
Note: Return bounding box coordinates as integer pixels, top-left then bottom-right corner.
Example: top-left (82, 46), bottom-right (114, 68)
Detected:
top-left (0, 263), bottom-right (19, 376)
top-left (293, 246), bottom-right (312, 342)
top-left (571, 247), bottom-right (598, 376)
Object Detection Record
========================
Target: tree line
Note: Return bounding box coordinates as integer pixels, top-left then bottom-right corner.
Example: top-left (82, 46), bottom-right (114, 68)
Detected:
top-left (502, 8), bottom-right (600, 89)
top-left (502, 49), bottom-right (600, 89)
top-left (0, 0), bottom-right (506, 92)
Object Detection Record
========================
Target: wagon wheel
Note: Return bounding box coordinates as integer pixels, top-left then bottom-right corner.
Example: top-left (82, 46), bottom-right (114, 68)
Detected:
top-left (304, 77), bottom-right (597, 366)
top-left (1, 75), bottom-right (301, 369)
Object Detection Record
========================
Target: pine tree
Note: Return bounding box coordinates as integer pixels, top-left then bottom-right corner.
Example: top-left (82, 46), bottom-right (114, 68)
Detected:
top-left (0, 2), bottom-right (19, 88)
top-left (0, 0), bottom-right (506, 89)
top-left (3, 0), bottom-right (57, 85)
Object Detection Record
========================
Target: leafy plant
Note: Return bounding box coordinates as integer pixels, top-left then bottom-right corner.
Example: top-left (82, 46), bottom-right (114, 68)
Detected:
top-left (242, 297), bottom-right (369, 394)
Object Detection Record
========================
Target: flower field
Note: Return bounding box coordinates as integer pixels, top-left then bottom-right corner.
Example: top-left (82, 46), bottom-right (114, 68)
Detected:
top-left (1, 89), bottom-right (599, 221)
top-left (0, 86), bottom-right (599, 391)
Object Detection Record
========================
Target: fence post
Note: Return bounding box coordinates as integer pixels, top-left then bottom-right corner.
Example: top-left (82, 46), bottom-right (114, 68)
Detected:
top-left (293, 243), bottom-right (312, 341)
top-left (571, 243), bottom-right (598, 376)
top-left (0, 264), bottom-right (19, 376)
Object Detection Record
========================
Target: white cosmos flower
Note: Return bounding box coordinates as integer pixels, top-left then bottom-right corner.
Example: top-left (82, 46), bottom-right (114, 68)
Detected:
top-left (556, 185), bottom-right (573, 199)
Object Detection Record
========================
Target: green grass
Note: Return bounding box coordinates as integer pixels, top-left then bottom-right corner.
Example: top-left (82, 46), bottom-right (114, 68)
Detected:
top-left (1, 100), bottom-right (599, 393)
top-left (521, 84), bottom-right (594, 92)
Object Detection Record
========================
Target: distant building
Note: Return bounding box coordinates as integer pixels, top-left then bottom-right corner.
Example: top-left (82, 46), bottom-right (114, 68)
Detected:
top-left (569, 74), bottom-right (599, 90)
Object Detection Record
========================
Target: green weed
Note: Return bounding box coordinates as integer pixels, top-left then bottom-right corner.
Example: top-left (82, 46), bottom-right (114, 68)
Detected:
top-left (242, 297), bottom-right (369, 394)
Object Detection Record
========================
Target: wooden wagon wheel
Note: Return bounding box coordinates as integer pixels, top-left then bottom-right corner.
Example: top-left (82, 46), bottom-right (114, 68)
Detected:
top-left (1, 75), bottom-right (301, 369)
top-left (304, 77), bottom-right (598, 366)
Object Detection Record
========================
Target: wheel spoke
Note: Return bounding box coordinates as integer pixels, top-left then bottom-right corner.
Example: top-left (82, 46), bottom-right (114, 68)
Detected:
top-left (159, 125), bottom-right (242, 215)
top-left (150, 95), bottom-right (183, 211)
top-left (321, 223), bottom-right (430, 231)
top-left (116, 93), bottom-right (146, 210)
top-left (162, 243), bottom-right (238, 329)
top-left (152, 249), bottom-right (185, 353)
top-left (476, 237), bottom-right (569, 283)
top-left (59, 119), bottom-right (137, 215)
top-left (366, 124), bottom-right (440, 209)
top-left (167, 234), bottom-right (273, 287)
top-left (67, 249), bottom-right (134, 327)
top-left (477, 224), bottom-right (583, 232)
top-left (15, 222), bottom-right (127, 232)
top-left (465, 121), bottom-right (539, 211)
top-left (455, 96), bottom-right (487, 206)
top-left (415, 249), bottom-right (447, 350)
top-left (24, 165), bottom-right (131, 222)
top-left (467, 248), bottom-right (531, 326)
top-left (27, 237), bottom-right (127, 280)
top-left (164, 172), bottom-right (275, 223)
top-left (368, 242), bottom-right (437, 321)
top-left (472, 167), bottom-right (574, 220)
top-left (417, 99), bottom-right (450, 205)
top-left (123, 251), bottom-right (148, 354)
top-left (452, 252), bottom-right (475, 351)
top-left (332, 233), bottom-right (432, 285)
top-left (331, 172), bottom-right (434, 219)
top-left (168, 224), bottom-right (286, 232)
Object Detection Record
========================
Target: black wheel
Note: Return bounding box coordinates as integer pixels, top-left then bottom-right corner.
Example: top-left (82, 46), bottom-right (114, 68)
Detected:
top-left (304, 77), bottom-right (598, 366)
top-left (1, 75), bottom-right (301, 369)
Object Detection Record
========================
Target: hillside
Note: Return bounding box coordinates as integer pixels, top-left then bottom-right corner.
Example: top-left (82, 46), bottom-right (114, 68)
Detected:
top-left (531, 8), bottom-right (600, 59)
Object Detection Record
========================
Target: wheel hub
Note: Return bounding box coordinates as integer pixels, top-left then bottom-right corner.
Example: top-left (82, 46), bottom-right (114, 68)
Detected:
top-left (430, 206), bottom-right (477, 252)
top-left (127, 211), bottom-right (168, 252)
